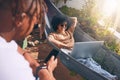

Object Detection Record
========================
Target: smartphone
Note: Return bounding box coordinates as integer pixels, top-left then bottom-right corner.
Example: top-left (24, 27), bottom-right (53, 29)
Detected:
top-left (44, 49), bottom-right (59, 63)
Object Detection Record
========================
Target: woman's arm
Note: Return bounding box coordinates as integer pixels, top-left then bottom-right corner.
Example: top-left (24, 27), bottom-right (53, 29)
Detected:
top-left (65, 37), bottom-right (74, 49)
top-left (68, 17), bottom-right (78, 33)
top-left (48, 35), bottom-right (66, 48)
top-left (48, 34), bottom-right (72, 49)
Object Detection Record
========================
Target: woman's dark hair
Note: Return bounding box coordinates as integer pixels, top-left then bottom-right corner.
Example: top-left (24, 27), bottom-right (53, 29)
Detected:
top-left (51, 14), bottom-right (72, 31)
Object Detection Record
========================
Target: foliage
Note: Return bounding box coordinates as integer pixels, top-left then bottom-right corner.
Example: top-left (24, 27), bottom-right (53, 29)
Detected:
top-left (59, 0), bottom-right (98, 27)
top-left (59, 6), bottom-right (83, 20)
top-left (92, 26), bottom-right (120, 55)
top-left (105, 39), bottom-right (120, 55)
top-left (59, 1), bottom-right (120, 55)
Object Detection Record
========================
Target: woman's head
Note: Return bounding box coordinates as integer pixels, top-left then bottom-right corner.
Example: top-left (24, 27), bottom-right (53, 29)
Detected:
top-left (0, 0), bottom-right (42, 41)
top-left (51, 15), bottom-right (71, 32)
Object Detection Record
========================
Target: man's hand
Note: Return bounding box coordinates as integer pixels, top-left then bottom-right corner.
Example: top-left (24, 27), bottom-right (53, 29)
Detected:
top-left (47, 56), bottom-right (58, 75)
top-left (38, 56), bottom-right (57, 80)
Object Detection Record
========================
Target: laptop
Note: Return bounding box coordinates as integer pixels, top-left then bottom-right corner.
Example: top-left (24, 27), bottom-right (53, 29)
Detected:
top-left (61, 41), bottom-right (104, 59)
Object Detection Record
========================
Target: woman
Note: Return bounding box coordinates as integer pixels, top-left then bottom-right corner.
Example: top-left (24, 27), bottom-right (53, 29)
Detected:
top-left (0, 0), bottom-right (57, 80)
top-left (48, 15), bottom-right (77, 50)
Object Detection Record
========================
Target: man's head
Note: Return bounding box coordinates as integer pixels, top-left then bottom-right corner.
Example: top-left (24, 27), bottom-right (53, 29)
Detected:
top-left (0, 0), bottom-right (42, 40)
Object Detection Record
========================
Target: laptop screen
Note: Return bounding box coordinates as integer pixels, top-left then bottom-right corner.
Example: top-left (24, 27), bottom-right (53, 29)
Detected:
top-left (70, 41), bottom-right (104, 59)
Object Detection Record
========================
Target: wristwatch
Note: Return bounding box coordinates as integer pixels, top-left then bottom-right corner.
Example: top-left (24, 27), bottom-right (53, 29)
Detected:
top-left (35, 65), bottom-right (47, 78)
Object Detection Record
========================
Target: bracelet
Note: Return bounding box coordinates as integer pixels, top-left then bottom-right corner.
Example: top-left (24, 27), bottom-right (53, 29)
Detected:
top-left (35, 65), bottom-right (47, 78)
top-left (22, 52), bottom-right (27, 56)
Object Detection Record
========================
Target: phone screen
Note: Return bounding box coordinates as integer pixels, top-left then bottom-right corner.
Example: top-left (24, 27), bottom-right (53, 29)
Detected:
top-left (44, 49), bottom-right (59, 63)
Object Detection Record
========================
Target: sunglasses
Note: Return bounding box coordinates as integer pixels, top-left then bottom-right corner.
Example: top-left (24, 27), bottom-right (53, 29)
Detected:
top-left (60, 24), bottom-right (67, 27)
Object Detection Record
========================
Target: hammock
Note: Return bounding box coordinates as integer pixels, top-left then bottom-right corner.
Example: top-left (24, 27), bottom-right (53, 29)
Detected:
top-left (44, 0), bottom-right (120, 80)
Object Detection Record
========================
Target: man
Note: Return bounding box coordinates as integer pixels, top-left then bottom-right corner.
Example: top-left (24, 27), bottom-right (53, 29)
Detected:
top-left (0, 0), bottom-right (57, 80)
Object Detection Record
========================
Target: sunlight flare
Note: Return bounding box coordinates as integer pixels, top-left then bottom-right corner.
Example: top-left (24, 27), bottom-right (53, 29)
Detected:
top-left (102, 0), bottom-right (117, 17)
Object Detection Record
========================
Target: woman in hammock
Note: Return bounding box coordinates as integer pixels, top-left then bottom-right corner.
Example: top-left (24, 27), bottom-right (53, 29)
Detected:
top-left (48, 15), bottom-right (77, 50)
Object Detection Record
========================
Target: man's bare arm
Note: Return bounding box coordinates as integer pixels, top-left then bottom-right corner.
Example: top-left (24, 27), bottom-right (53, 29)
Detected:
top-left (18, 46), bottom-right (58, 80)
top-left (17, 46), bottom-right (40, 75)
